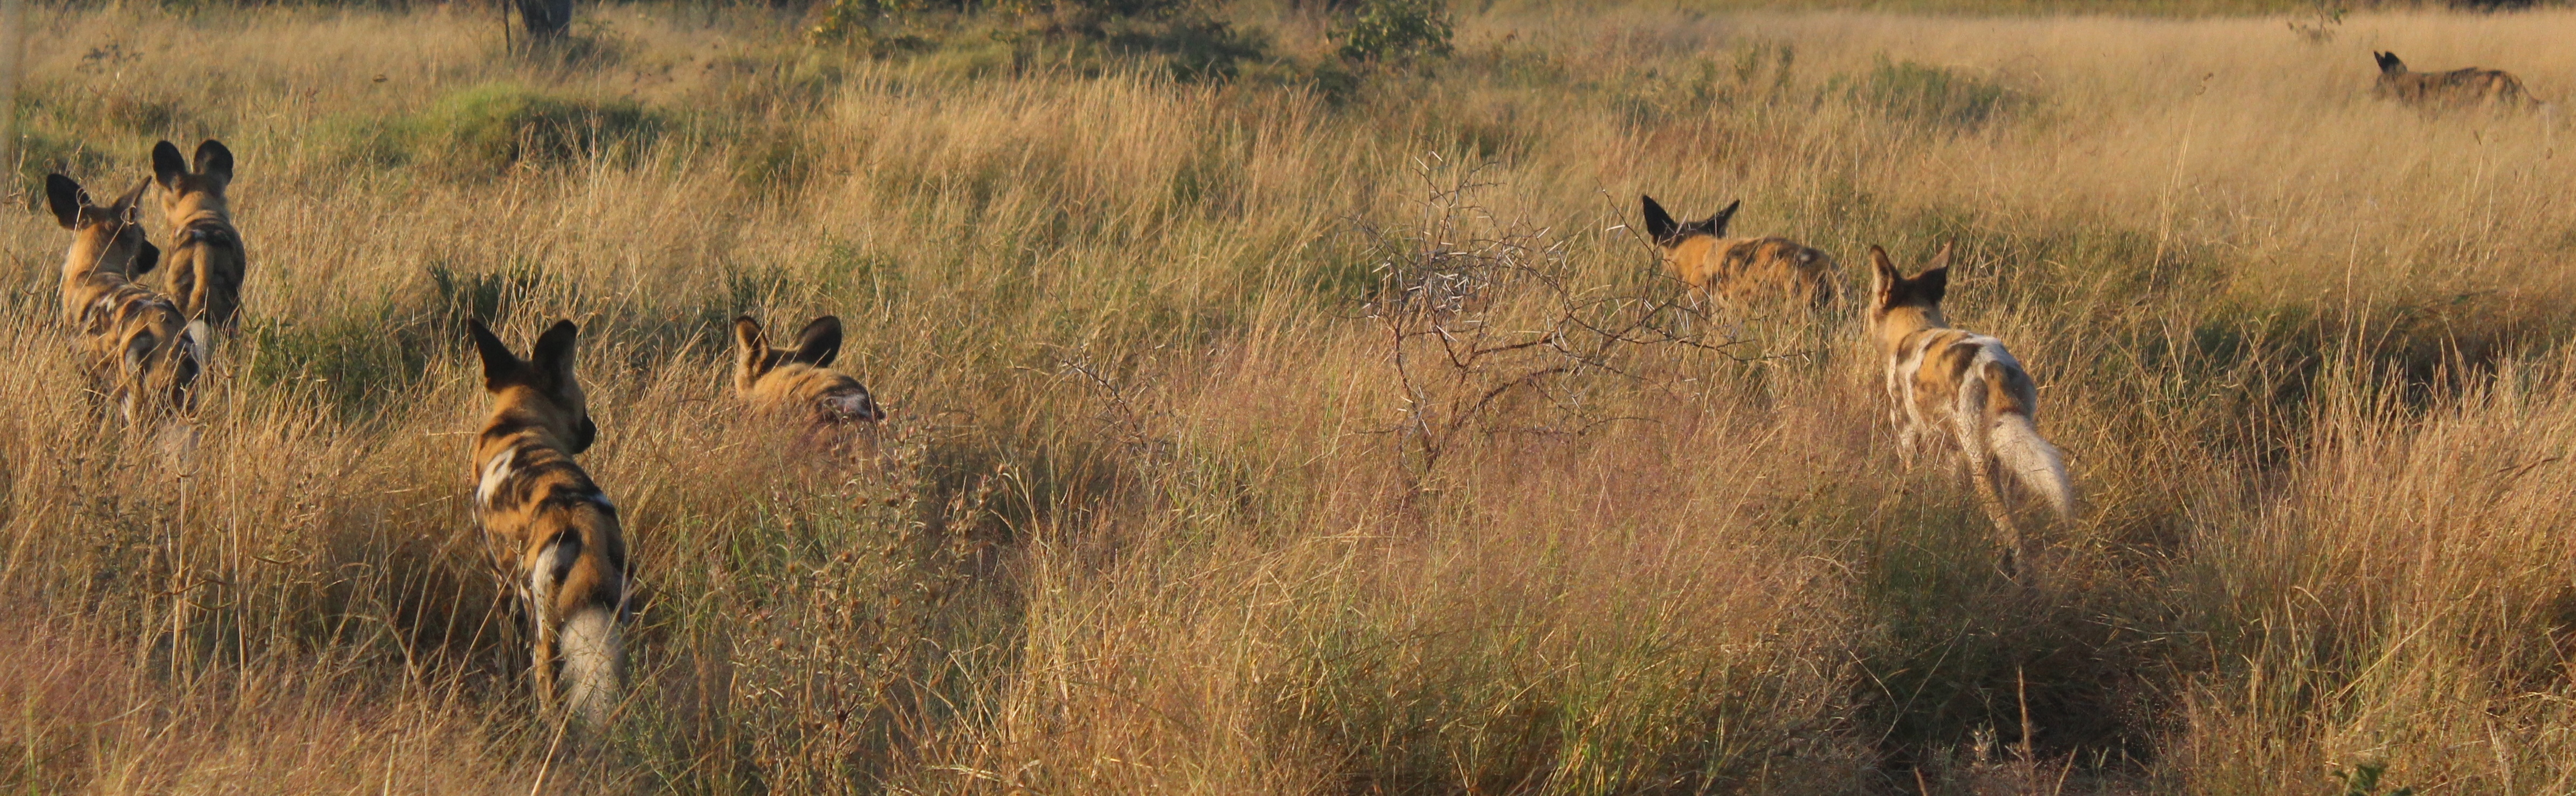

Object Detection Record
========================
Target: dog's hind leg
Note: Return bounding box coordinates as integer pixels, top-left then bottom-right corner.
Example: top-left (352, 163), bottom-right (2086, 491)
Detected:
top-left (1964, 444), bottom-right (2025, 580)
top-left (1955, 391), bottom-right (2026, 580)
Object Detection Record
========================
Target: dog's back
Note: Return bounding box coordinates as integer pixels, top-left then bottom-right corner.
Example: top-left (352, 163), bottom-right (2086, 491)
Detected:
top-left (1702, 236), bottom-right (1837, 312)
top-left (467, 319), bottom-right (629, 730)
top-left (152, 140), bottom-right (246, 328)
top-left (733, 315), bottom-right (885, 428)
top-left (2374, 51), bottom-right (2527, 105)
top-left (1641, 196), bottom-right (1838, 314)
top-left (48, 174), bottom-right (208, 423)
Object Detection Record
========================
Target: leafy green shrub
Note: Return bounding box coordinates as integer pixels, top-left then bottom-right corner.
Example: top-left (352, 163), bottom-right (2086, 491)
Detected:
top-left (405, 82), bottom-right (662, 174)
top-left (810, 0), bottom-right (1200, 43)
top-left (806, 0), bottom-right (924, 45)
top-left (999, 0), bottom-right (1198, 35)
top-left (1850, 58), bottom-right (2024, 132)
top-left (809, 0), bottom-right (1258, 79)
top-left (2334, 762), bottom-right (2418, 796)
top-left (1335, 0), bottom-right (1452, 64)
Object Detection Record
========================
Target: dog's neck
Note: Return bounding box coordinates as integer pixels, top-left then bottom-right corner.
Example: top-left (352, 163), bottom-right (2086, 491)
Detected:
top-left (166, 191), bottom-right (231, 227)
top-left (1871, 304), bottom-right (1948, 355)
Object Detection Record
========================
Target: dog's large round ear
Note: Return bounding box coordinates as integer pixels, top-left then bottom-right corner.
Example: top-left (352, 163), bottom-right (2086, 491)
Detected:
top-left (1868, 245), bottom-right (1901, 304)
top-left (467, 319), bottom-right (524, 391)
top-left (1915, 244), bottom-right (1953, 305)
top-left (193, 140), bottom-right (234, 184)
top-left (530, 319), bottom-right (582, 390)
top-left (1640, 195), bottom-right (1680, 245)
top-left (788, 316), bottom-right (844, 368)
top-left (111, 178), bottom-right (151, 220)
top-left (152, 141), bottom-right (189, 191)
top-left (45, 174), bottom-right (88, 229)
top-left (732, 315), bottom-right (772, 383)
top-left (1701, 199), bottom-right (1742, 238)
top-left (134, 240), bottom-right (163, 277)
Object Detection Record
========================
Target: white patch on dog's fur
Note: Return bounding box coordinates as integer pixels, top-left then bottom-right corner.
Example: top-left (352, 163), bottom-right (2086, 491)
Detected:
top-left (527, 537), bottom-right (565, 627)
top-left (557, 606), bottom-right (624, 729)
top-left (475, 447), bottom-right (518, 507)
top-left (181, 321), bottom-right (210, 365)
top-left (825, 391), bottom-right (876, 419)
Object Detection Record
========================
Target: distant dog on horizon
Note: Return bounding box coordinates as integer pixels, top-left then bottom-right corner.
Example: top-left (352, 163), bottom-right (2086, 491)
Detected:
top-left (2372, 51), bottom-right (2527, 106)
top-left (1640, 195), bottom-right (1836, 314)
top-left (1867, 244), bottom-right (2073, 577)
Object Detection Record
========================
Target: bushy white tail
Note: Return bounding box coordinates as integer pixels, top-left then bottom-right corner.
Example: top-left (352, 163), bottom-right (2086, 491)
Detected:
top-left (557, 606), bottom-right (624, 729)
top-left (1988, 413), bottom-right (2075, 518)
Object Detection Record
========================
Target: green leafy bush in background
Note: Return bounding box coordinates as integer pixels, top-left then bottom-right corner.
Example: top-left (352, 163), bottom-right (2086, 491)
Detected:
top-left (408, 82), bottom-right (662, 172)
top-left (1848, 57), bottom-right (2023, 131)
top-left (1335, 0), bottom-right (1452, 63)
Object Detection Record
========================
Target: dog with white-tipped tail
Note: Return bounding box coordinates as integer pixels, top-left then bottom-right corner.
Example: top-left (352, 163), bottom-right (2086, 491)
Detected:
top-left (1865, 244), bottom-right (2075, 579)
top-left (466, 318), bottom-right (631, 732)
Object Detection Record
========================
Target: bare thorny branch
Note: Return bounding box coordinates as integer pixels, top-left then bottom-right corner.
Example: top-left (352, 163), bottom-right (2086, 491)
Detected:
top-left (1049, 344), bottom-right (1174, 472)
top-left (1348, 158), bottom-right (1791, 495)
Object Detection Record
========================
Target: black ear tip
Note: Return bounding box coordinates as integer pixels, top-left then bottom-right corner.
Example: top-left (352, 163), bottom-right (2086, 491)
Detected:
top-left (793, 314), bottom-right (845, 337)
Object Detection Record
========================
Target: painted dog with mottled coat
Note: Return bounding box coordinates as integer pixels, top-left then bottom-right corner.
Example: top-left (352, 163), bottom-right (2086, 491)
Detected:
top-left (467, 318), bottom-right (629, 729)
top-left (733, 315), bottom-right (885, 427)
top-left (1866, 244), bottom-right (2074, 576)
top-left (150, 140), bottom-right (246, 328)
top-left (46, 174), bottom-right (208, 425)
top-left (2373, 51), bottom-right (2528, 106)
top-left (1640, 195), bottom-right (1836, 313)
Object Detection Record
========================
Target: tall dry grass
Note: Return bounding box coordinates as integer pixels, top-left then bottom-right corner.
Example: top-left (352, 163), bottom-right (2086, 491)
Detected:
top-left (1, 1), bottom-right (2573, 793)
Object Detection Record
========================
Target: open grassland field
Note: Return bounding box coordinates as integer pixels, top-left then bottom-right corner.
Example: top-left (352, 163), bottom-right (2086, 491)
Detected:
top-left (3, 0), bottom-right (2575, 792)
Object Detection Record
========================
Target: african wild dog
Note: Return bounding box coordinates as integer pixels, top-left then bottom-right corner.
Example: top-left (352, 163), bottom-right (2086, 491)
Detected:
top-left (46, 174), bottom-right (209, 425)
top-left (1640, 195), bottom-right (1836, 313)
top-left (1867, 244), bottom-right (2073, 577)
top-left (733, 315), bottom-right (885, 427)
top-left (150, 140), bottom-right (246, 328)
top-left (467, 319), bottom-right (629, 729)
top-left (2373, 51), bottom-right (2527, 106)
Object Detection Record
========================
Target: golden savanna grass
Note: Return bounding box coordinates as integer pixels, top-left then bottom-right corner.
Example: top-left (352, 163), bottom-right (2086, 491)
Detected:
top-left (2, 1), bottom-right (2574, 793)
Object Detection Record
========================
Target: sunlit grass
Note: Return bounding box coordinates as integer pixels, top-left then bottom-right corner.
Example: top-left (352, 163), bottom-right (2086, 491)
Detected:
top-left (2, 1), bottom-right (2573, 793)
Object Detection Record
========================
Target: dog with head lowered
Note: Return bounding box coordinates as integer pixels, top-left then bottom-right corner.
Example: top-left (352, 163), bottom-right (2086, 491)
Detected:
top-left (1640, 195), bottom-right (1836, 313)
top-left (150, 140), bottom-right (247, 328)
top-left (733, 315), bottom-right (885, 428)
top-left (467, 318), bottom-right (629, 729)
top-left (46, 174), bottom-right (208, 425)
top-left (2372, 51), bottom-right (2527, 106)
top-left (1866, 244), bottom-right (2073, 577)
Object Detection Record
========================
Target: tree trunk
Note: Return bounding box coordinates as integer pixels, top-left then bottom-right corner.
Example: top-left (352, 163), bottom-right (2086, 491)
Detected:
top-left (515, 0), bottom-right (572, 40)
